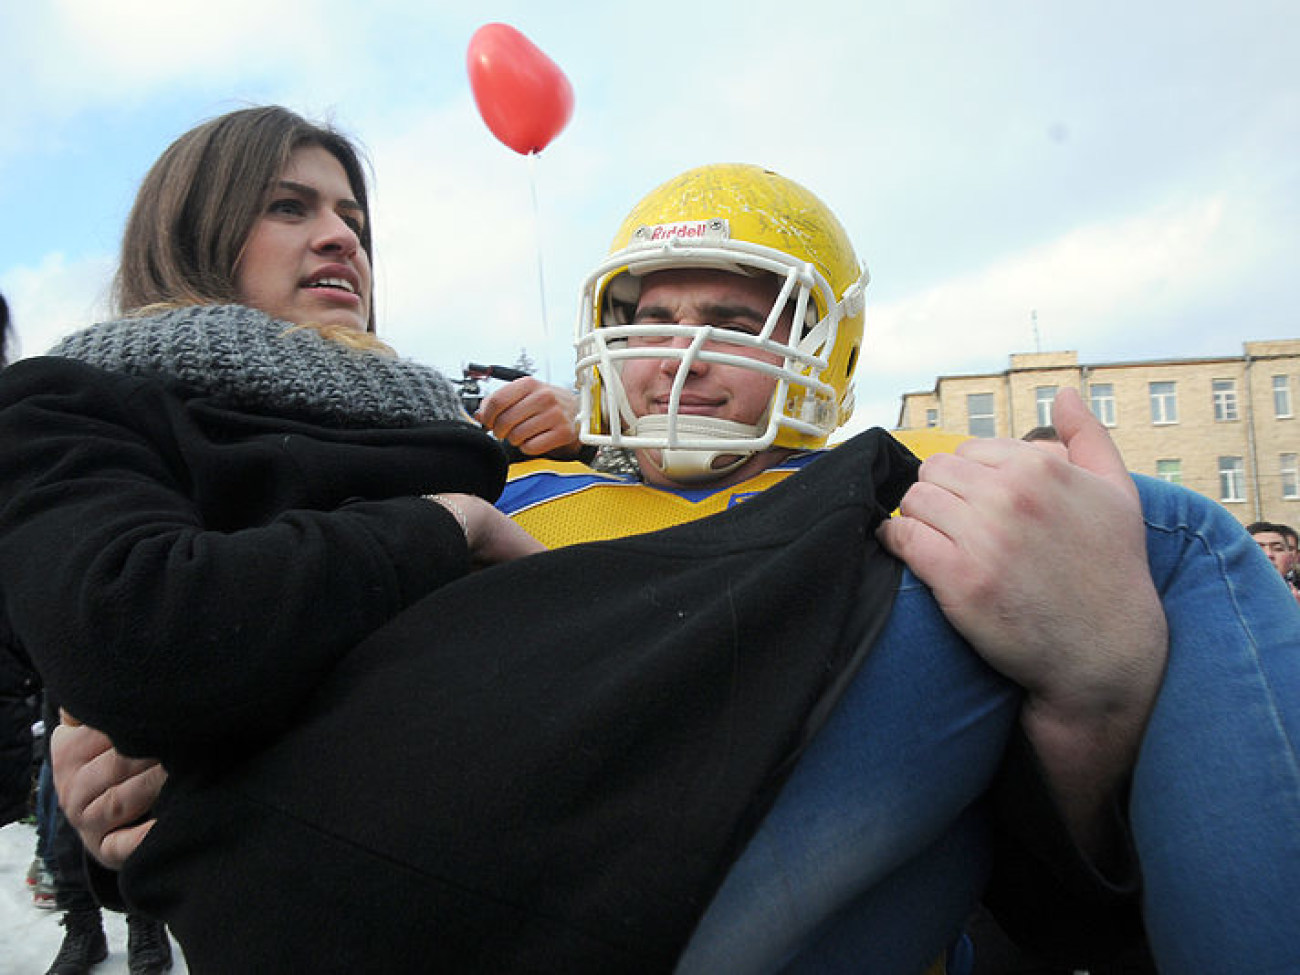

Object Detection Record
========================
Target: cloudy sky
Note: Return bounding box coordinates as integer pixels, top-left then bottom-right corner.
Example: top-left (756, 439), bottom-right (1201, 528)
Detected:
top-left (2, 0), bottom-right (1295, 435)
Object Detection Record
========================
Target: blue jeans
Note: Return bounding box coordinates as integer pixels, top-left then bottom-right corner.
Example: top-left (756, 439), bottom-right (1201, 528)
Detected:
top-left (1132, 476), bottom-right (1300, 972)
top-left (36, 757), bottom-right (56, 863)
top-left (679, 475), bottom-right (1300, 975)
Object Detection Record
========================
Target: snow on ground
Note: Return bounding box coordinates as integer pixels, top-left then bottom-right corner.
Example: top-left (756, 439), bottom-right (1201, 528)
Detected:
top-left (0, 822), bottom-right (187, 975)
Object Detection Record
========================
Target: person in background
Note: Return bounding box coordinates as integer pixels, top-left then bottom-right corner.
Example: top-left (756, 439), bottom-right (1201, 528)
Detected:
top-left (0, 293), bottom-right (9, 365)
top-left (0, 291), bottom-right (40, 831)
top-left (1288, 526), bottom-right (1300, 593)
top-left (0, 293), bottom-right (52, 915)
top-left (0, 293), bottom-right (61, 920)
top-left (1248, 521), bottom-right (1300, 605)
top-left (1020, 425), bottom-right (1060, 443)
top-left (1249, 521), bottom-right (1296, 578)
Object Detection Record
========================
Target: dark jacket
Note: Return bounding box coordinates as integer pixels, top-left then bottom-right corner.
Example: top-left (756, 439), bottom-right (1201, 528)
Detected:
top-left (0, 355), bottom-right (507, 764)
top-left (0, 353), bottom-right (915, 971)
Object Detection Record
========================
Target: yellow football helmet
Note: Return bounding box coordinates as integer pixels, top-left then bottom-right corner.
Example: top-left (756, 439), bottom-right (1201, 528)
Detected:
top-left (574, 163), bottom-right (867, 479)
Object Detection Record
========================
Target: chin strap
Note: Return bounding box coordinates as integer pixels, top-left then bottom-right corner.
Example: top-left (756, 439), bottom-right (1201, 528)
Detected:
top-left (629, 414), bottom-right (762, 484)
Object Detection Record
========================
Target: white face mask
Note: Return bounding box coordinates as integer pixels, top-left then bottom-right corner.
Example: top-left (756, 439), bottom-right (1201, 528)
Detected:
top-left (629, 415), bottom-right (757, 483)
top-left (573, 236), bottom-right (866, 476)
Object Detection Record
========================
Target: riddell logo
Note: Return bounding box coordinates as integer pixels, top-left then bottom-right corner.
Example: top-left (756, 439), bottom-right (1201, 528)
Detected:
top-left (632, 219), bottom-right (729, 243)
top-left (650, 222), bottom-right (708, 241)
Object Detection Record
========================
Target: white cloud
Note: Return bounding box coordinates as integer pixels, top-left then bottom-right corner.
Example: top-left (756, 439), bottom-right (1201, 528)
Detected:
top-left (870, 194), bottom-right (1259, 372)
top-left (37, 0), bottom-right (324, 97)
top-left (1, 253), bottom-right (116, 360)
top-left (836, 191), bottom-right (1272, 436)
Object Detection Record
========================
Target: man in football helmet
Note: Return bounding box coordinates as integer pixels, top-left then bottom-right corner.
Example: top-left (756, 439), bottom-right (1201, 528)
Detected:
top-left (572, 162), bottom-right (866, 485)
top-left (489, 164), bottom-right (1169, 969)
top-left (488, 163), bottom-right (1295, 972)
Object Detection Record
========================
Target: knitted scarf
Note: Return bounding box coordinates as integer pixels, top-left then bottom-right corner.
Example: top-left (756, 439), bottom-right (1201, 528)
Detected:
top-left (48, 304), bottom-right (468, 430)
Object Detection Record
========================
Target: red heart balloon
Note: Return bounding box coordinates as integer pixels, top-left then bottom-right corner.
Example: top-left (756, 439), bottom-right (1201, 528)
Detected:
top-left (467, 24), bottom-right (574, 155)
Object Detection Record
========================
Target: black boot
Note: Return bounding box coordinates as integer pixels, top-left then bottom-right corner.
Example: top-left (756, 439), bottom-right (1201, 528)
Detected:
top-left (44, 908), bottom-right (108, 975)
top-left (127, 914), bottom-right (174, 975)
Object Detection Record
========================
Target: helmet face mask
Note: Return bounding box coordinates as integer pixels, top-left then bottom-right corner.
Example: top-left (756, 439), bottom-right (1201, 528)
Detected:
top-left (574, 165), bottom-right (867, 471)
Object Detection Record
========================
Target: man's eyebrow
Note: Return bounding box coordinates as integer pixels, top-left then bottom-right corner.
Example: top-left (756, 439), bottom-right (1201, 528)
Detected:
top-left (633, 301), bottom-right (765, 322)
top-left (630, 302), bottom-right (671, 320)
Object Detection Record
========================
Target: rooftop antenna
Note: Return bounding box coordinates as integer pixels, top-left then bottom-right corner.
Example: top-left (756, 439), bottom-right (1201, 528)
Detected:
top-left (1032, 309), bottom-right (1041, 353)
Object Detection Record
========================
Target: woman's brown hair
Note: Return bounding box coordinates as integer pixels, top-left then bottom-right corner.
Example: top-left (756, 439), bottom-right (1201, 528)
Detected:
top-left (112, 106), bottom-right (376, 332)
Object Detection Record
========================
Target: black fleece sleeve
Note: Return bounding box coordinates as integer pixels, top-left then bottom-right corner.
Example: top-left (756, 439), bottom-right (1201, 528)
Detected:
top-left (0, 359), bottom-right (480, 766)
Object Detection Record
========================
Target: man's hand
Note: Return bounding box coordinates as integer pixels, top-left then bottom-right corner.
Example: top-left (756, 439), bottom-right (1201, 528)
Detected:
top-left (51, 715), bottom-right (166, 870)
top-left (476, 378), bottom-right (582, 458)
top-left (878, 389), bottom-right (1168, 858)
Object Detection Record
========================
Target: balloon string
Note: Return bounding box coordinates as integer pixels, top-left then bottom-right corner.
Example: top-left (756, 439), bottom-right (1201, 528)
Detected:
top-left (528, 150), bottom-right (552, 383)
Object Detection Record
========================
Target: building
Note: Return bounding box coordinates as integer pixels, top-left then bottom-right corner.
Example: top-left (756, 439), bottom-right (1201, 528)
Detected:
top-left (896, 340), bottom-right (1300, 526)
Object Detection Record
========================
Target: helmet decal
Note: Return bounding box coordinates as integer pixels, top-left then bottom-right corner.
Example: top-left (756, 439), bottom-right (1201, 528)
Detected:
top-left (630, 219), bottom-right (731, 244)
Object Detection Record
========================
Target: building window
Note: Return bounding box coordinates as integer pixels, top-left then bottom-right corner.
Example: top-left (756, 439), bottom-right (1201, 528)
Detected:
top-left (967, 393), bottom-right (996, 438)
top-left (1149, 381), bottom-right (1178, 424)
top-left (1283, 453), bottom-right (1299, 500)
top-left (1034, 386), bottom-right (1057, 427)
top-left (1156, 459), bottom-right (1182, 485)
top-left (1089, 382), bottom-right (1116, 427)
top-left (1212, 379), bottom-right (1239, 422)
top-left (1275, 376), bottom-right (1294, 418)
top-left (1218, 456), bottom-right (1246, 503)
top-left (925, 408), bottom-right (939, 428)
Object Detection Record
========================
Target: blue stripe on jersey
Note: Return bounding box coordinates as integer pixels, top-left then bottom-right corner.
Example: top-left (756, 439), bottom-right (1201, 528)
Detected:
top-left (496, 451), bottom-right (825, 515)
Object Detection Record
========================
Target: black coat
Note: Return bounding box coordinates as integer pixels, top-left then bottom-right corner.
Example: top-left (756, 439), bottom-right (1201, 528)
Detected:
top-left (0, 355), bottom-right (507, 763)
top-left (0, 355), bottom-right (916, 971)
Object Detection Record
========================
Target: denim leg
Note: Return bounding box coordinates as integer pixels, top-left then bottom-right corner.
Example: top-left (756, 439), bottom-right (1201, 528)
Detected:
top-left (677, 571), bottom-right (1020, 975)
top-left (36, 757), bottom-right (56, 863)
top-left (1130, 476), bottom-right (1300, 973)
top-left (780, 804), bottom-right (991, 975)
top-left (685, 476), bottom-right (1300, 974)
top-left (49, 784), bottom-right (98, 913)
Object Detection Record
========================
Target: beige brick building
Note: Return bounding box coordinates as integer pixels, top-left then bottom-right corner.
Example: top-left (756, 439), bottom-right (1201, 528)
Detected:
top-left (896, 340), bottom-right (1300, 526)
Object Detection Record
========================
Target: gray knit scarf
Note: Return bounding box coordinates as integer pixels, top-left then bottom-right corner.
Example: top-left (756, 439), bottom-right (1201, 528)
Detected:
top-left (49, 305), bottom-right (469, 429)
